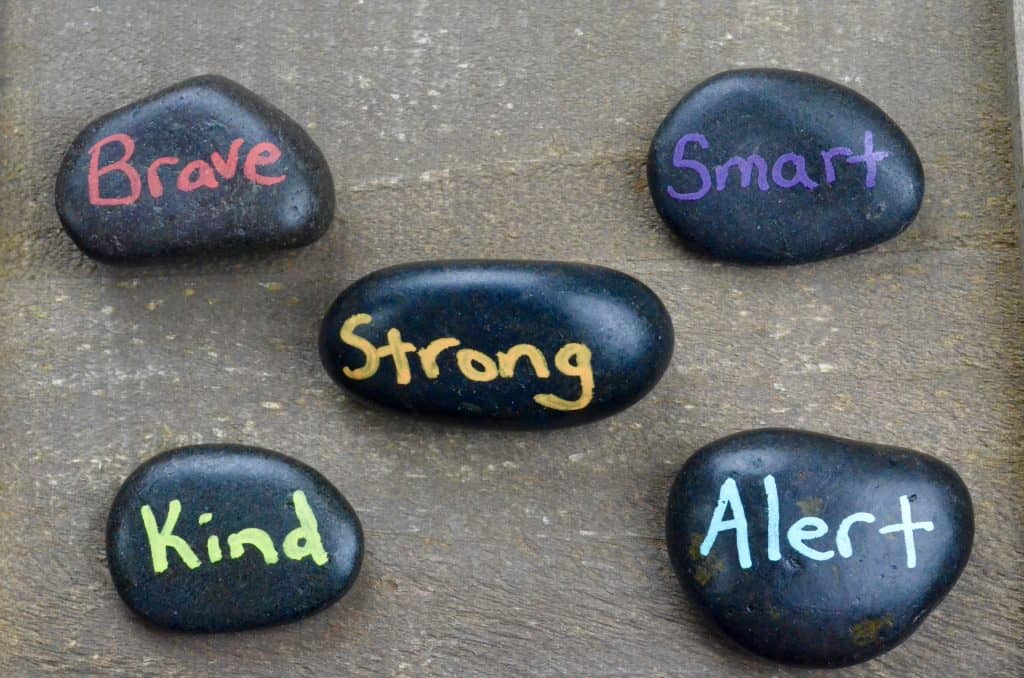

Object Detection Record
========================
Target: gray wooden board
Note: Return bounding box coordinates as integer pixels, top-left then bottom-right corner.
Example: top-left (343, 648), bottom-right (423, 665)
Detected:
top-left (0, 1), bottom-right (1021, 676)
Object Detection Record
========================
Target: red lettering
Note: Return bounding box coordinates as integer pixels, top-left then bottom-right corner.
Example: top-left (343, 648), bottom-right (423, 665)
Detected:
top-left (243, 142), bottom-right (286, 186)
top-left (146, 156), bottom-right (180, 198)
top-left (87, 134), bottom-right (142, 206)
top-left (210, 138), bottom-right (244, 180)
top-left (177, 160), bottom-right (220, 192)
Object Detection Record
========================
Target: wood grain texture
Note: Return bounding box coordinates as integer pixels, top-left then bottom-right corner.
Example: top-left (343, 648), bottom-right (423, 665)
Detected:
top-left (0, 1), bottom-right (1021, 676)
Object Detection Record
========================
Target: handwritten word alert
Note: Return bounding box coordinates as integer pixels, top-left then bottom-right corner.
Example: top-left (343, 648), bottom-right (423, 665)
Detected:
top-left (667, 130), bottom-right (890, 201)
top-left (86, 134), bottom-right (287, 206)
top-left (700, 475), bottom-right (935, 569)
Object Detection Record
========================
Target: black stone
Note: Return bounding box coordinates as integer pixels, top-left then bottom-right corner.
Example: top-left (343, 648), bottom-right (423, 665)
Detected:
top-left (318, 260), bottom-right (674, 428)
top-left (665, 429), bottom-right (973, 667)
top-left (647, 69), bottom-right (924, 264)
top-left (56, 75), bottom-right (334, 262)
top-left (106, 444), bottom-right (362, 632)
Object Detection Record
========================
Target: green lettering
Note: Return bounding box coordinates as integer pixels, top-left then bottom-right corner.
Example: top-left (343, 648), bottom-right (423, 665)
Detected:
top-left (227, 528), bottom-right (280, 564)
top-left (140, 500), bottom-right (201, 574)
top-left (283, 490), bottom-right (330, 565)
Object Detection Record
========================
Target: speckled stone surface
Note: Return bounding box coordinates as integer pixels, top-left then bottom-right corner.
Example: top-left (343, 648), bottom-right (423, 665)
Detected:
top-left (106, 444), bottom-right (363, 632)
top-left (55, 75), bottom-right (335, 262)
top-left (648, 69), bottom-right (924, 264)
top-left (666, 429), bottom-right (973, 667)
top-left (319, 260), bottom-right (674, 428)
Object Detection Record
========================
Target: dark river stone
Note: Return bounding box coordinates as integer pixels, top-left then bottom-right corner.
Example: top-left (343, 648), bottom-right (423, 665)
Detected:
top-left (318, 260), bottom-right (674, 428)
top-left (665, 429), bottom-right (973, 667)
top-left (647, 69), bottom-right (924, 264)
top-left (55, 75), bottom-right (334, 262)
top-left (106, 444), bottom-right (363, 632)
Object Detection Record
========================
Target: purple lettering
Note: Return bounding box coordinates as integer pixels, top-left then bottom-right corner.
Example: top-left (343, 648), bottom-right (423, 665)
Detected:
top-left (846, 131), bottom-right (890, 188)
top-left (821, 147), bottom-right (854, 184)
top-left (771, 153), bottom-right (819, 190)
top-left (667, 133), bottom-right (711, 201)
top-left (715, 155), bottom-right (769, 191)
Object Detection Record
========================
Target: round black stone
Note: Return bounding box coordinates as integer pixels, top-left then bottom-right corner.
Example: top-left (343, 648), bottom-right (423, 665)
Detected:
top-left (106, 444), bottom-right (363, 632)
top-left (665, 429), bottom-right (973, 666)
top-left (55, 75), bottom-right (335, 262)
top-left (647, 69), bottom-right (924, 264)
top-left (318, 260), bottom-right (674, 428)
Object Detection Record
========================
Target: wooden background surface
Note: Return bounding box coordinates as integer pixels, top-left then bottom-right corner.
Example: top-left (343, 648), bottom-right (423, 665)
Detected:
top-left (1, 1), bottom-right (1022, 675)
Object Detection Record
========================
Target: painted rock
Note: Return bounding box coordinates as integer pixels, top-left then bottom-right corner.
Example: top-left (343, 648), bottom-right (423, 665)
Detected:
top-left (647, 69), bottom-right (924, 264)
top-left (106, 444), bottom-right (363, 632)
top-left (55, 75), bottom-right (334, 262)
top-left (665, 429), bottom-right (973, 667)
top-left (318, 260), bottom-right (674, 428)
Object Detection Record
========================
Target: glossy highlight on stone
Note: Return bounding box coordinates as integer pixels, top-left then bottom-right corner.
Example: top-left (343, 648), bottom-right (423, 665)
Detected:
top-left (648, 69), bottom-right (924, 264)
top-left (56, 75), bottom-right (335, 262)
top-left (318, 260), bottom-right (674, 428)
top-left (106, 444), bottom-right (363, 632)
top-left (665, 429), bottom-right (973, 667)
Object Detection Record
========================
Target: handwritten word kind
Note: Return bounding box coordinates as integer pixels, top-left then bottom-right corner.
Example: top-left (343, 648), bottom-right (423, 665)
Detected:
top-left (87, 134), bottom-right (286, 206)
top-left (668, 130), bottom-right (890, 201)
top-left (140, 490), bottom-right (328, 574)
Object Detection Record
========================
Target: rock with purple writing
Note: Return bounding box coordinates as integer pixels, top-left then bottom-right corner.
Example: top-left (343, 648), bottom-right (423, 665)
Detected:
top-left (648, 69), bottom-right (924, 264)
top-left (55, 75), bottom-right (335, 263)
top-left (665, 429), bottom-right (973, 667)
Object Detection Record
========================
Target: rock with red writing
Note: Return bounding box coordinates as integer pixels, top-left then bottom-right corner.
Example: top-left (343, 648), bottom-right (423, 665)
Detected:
top-left (647, 69), bottom-right (924, 264)
top-left (55, 75), bottom-right (334, 262)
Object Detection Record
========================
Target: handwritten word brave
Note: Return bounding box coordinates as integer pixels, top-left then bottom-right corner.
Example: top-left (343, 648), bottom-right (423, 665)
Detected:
top-left (339, 313), bottom-right (594, 411)
top-left (700, 475), bottom-right (934, 569)
top-left (87, 134), bottom-right (286, 206)
top-left (140, 490), bottom-right (328, 574)
top-left (667, 130), bottom-right (890, 201)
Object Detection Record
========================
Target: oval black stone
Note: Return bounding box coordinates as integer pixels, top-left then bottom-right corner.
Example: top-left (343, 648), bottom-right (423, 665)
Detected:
top-left (55, 75), bottom-right (335, 262)
top-left (106, 445), bottom-right (363, 632)
top-left (665, 429), bottom-right (973, 667)
top-left (647, 69), bottom-right (924, 264)
top-left (318, 260), bottom-right (674, 428)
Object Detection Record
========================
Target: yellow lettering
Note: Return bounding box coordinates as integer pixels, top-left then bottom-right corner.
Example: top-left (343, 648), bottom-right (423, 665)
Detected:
top-left (534, 343), bottom-right (594, 411)
top-left (497, 344), bottom-right (551, 379)
top-left (282, 490), bottom-right (330, 566)
top-left (417, 337), bottom-right (461, 378)
top-left (339, 313), bottom-right (379, 380)
top-left (377, 328), bottom-right (417, 385)
top-left (140, 500), bottom-right (201, 574)
top-left (227, 528), bottom-right (280, 564)
top-left (457, 348), bottom-right (499, 381)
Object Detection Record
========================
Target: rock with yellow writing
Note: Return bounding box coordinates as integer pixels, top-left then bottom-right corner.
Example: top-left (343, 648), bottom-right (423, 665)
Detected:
top-left (55, 75), bottom-right (334, 262)
top-left (106, 444), bottom-right (362, 632)
top-left (318, 260), bottom-right (674, 427)
top-left (665, 429), bottom-right (973, 667)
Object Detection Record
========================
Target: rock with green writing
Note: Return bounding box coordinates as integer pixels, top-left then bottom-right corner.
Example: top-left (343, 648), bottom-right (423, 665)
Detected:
top-left (106, 444), bottom-right (362, 632)
top-left (665, 429), bottom-right (973, 667)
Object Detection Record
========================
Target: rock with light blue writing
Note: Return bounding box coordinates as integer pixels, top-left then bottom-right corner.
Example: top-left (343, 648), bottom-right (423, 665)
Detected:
top-left (647, 69), bottom-right (924, 264)
top-left (106, 444), bottom-right (363, 632)
top-left (665, 429), bottom-right (972, 667)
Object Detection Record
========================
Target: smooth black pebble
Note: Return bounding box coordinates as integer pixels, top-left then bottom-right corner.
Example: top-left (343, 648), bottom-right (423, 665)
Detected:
top-left (106, 444), bottom-right (363, 632)
top-left (647, 69), bottom-right (924, 264)
top-left (56, 75), bottom-right (334, 262)
top-left (318, 260), bottom-right (674, 428)
top-left (665, 429), bottom-right (973, 667)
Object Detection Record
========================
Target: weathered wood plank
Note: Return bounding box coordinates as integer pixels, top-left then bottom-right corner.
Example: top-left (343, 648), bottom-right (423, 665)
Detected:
top-left (1, 1), bottom-right (1021, 676)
